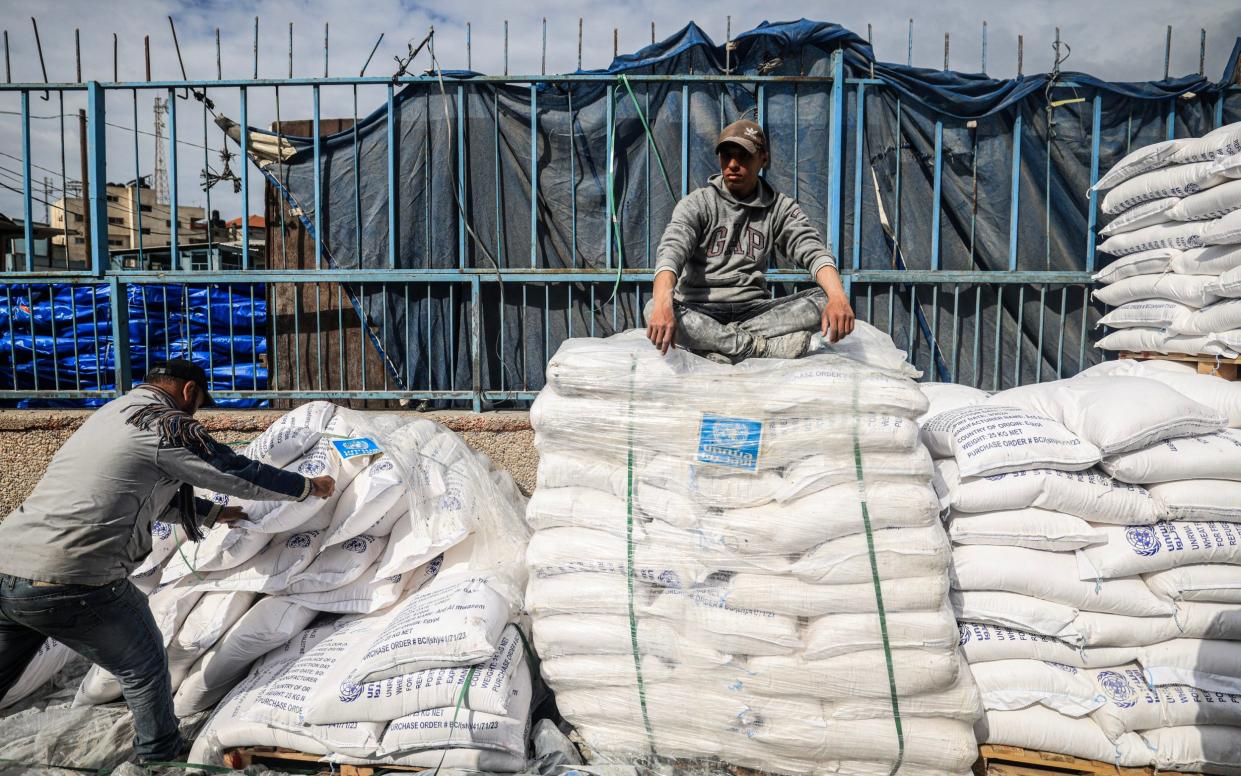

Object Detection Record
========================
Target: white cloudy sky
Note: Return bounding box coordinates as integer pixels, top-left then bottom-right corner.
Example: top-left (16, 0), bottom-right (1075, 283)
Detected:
top-left (1, 0), bottom-right (1238, 225)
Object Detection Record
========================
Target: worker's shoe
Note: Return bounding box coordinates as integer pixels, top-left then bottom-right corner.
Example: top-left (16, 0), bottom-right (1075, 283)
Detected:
top-left (751, 330), bottom-right (814, 360)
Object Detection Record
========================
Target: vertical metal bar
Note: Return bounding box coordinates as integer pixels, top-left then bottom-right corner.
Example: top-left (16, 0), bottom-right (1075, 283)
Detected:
top-left (1166, 98), bottom-right (1176, 140)
top-left (1008, 109), bottom-right (1022, 271)
top-left (504, 20), bottom-right (509, 76)
top-left (86, 83), bottom-right (108, 276)
top-left (46, 283), bottom-right (59, 389)
top-left (991, 287), bottom-right (1003, 392)
top-left (972, 288), bottom-right (982, 388)
top-left (931, 119), bottom-right (943, 271)
top-left (907, 18), bottom-right (914, 66)
top-left (1216, 95), bottom-right (1226, 129)
top-left (472, 275), bottom-right (482, 411)
top-left (387, 84), bottom-right (397, 269)
top-left (907, 286), bottom-right (917, 361)
top-left (1035, 286), bottom-right (1046, 383)
top-left (981, 21), bottom-right (988, 73)
top-left (314, 285), bottom-right (322, 390)
top-left (950, 284), bottom-right (961, 382)
top-left (292, 284), bottom-right (301, 391)
top-left (569, 88), bottom-right (578, 267)
top-left (530, 84), bottom-right (539, 267)
top-left (943, 32), bottom-right (950, 70)
top-left (930, 286), bottom-right (941, 379)
top-left (1086, 95), bottom-right (1103, 272)
top-left (1164, 25), bottom-right (1172, 80)
top-left (827, 50), bottom-right (844, 258)
top-left (458, 84), bottom-right (467, 268)
top-left (337, 285), bottom-right (344, 391)
top-left (541, 17), bottom-right (547, 76)
top-left (680, 84), bottom-right (689, 197)
top-left (467, 23), bottom-right (472, 71)
top-left (353, 85), bottom-right (361, 262)
top-left (756, 83), bottom-right (765, 133)
top-left (1199, 29), bottom-right (1207, 76)
top-left (21, 90), bottom-right (32, 270)
top-left (313, 85), bottom-right (322, 270)
top-left (4, 286), bottom-right (15, 390)
top-left (240, 87), bottom-right (250, 269)
top-left (1056, 287), bottom-right (1067, 379)
top-left (1012, 286), bottom-right (1027, 385)
top-left (168, 89), bottom-right (179, 268)
top-left (109, 277), bottom-right (131, 396)
top-left (851, 83), bottom-right (865, 273)
top-left (270, 283), bottom-right (279, 390)
top-left (605, 84), bottom-right (615, 267)
top-left (494, 91), bottom-right (503, 265)
top-left (1078, 285), bottom-right (1089, 373)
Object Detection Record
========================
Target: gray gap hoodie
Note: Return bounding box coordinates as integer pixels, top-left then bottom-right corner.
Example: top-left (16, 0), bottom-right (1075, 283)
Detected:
top-left (653, 173), bottom-right (837, 304)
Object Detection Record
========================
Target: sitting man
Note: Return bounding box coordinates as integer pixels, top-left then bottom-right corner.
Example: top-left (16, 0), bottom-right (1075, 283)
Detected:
top-left (645, 119), bottom-right (855, 361)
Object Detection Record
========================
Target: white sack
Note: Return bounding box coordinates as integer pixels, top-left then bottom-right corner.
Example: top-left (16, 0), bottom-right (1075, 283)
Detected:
top-left (791, 524), bottom-right (951, 585)
top-left (1093, 248), bottom-right (1178, 284)
top-left (1096, 299), bottom-right (1195, 330)
top-left (1172, 298), bottom-right (1241, 335)
top-left (173, 597), bottom-right (317, 717)
top-left (321, 457), bottom-right (407, 546)
top-left (1140, 726), bottom-right (1241, 776)
top-left (304, 624), bottom-right (529, 724)
top-left (957, 622), bottom-right (1139, 667)
top-left (948, 508), bottom-right (1106, 551)
top-left (165, 591), bottom-right (256, 689)
top-left (189, 528), bottom-right (324, 593)
top-left (1113, 366), bottom-right (1241, 428)
top-left (1074, 603), bottom-right (1241, 646)
top-left (1095, 327), bottom-right (1238, 358)
top-left (1099, 197), bottom-right (1179, 236)
top-left (706, 572), bottom-right (948, 617)
top-left (0, 639), bottom-right (74, 709)
top-left (1087, 664), bottom-right (1241, 740)
top-left (1206, 208), bottom-right (1241, 245)
top-left (161, 524), bottom-right (270, 581)
top-left (347, 573), bottom-right (514, 684)
top-left (1139, 638), bottom-right (1241, 694)
top-left (920, 405), bottom-right (1100, 477)
top-left (971, 659), bottom-right (1105, 716)
top-left (1144, 565), bottom-right (1241, 604)
top-left (1101, 429), bottom-right (1241, 483)
top-left (1150, 479), bottom-right (1241, 520)
top-left (1091, 139), bottom-right (1183, 193)
top-left (1091, 272), bottom-right (1219, 308)
top-left (951, 590), bottom-right (1083, 644)
top-left (935, 459), bottom-right (1157, 524)
top-left (1170, 243), bottom-right (1241, 275)
top-left (285, 532), bottom-right (386, 594)
top-left (990, 376), bottom-right (1226, 455)
top-left (1079, 521), bottom-right (1241, 578)
top-left (1170, 123), bottom-right (1241, 164)
top-left (1168, 177), bottom-right (1241, 221)
top-left (803, 604), bottom-right (960, 660)
top-left (917, 382), bottom-right (989, 424)
top-left (379, 705), bottom-right (531, 758)
top-left (283, 555), bottom-right (437, 615)
top-left (1097, 220), bottom-right (1211, 256)
top-left (952, 545), bottom-right (1173, 616)
top-left (974, 707), bottom-right (1148, 767)
top-left (1102, 161), bottom-right (1228, 214)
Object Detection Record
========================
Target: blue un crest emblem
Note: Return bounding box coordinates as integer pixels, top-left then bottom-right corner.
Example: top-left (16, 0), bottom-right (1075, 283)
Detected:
top-left (1097, 670), bottom-right (1139, 708)
top-left (1125, 526), bottom-right (1161, 557)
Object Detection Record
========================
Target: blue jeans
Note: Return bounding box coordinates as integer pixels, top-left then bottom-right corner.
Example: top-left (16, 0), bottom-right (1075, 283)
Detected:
top-left (0, 575), bottom-right (182, 762)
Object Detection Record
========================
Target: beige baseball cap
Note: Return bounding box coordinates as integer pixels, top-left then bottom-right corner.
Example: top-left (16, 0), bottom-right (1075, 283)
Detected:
top-left (715, 119), bottom-right (767, 155)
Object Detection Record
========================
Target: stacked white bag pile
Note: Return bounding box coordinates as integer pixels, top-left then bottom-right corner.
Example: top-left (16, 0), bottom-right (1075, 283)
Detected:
top-left (41, 401), bottom-right (535, 770)
top-left (923, 363), bottom-right (1241, 774)
top-left (1092, 121), bottom-right (1241, 358)
top-left (525, 325), bottom-right (982, 776)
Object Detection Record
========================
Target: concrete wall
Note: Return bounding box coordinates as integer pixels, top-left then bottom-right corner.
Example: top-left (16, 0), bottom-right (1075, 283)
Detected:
top-left (0, 409), bottom-right (535, 520)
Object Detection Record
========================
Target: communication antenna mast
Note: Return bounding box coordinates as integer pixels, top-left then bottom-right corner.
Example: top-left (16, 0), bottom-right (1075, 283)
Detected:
top-left (153, 96), bottom-right (170, 206)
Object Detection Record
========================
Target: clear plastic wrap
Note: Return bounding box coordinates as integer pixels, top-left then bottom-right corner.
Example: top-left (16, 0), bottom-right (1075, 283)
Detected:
top-left (526, 325), bottom-right (980, 775)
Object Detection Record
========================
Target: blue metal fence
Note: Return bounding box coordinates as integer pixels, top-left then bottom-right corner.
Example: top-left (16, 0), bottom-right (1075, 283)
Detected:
top-left (1, 47), bottom-right (1239, 408)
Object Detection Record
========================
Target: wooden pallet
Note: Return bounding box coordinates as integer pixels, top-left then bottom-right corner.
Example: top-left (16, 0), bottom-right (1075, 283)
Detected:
top-left (1118, 350), bottom-right (1241, 380)
top-left (221, 747), bottom-right (426, 775)
top-left (974, 745), bottom-right (1205, 776)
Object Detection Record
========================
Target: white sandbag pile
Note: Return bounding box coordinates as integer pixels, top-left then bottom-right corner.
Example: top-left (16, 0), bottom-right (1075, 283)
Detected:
top-left (60, 401), bottom-right (535, 770)
top-left (925, 365), bottom-right (1241, 775)
top-left (527, 326), bottom-right (982, 776)
top-left (1092, 121), bottom-right (1241, 358)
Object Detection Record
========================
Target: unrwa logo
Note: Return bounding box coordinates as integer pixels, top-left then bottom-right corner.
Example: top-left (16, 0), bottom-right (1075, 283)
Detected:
top-left (152, 521), bottom-right (172, 540)
top-left (298, 459), bottom-right (326, 476)
top-left (342, 537), bottom-right (370, 554)
top-left (338, 681), bottom-right (364, 703)
top-left (1125, 526), bottom-right (1161, 557)
top-left (286, 532), bottom-right (314, 549)
top-left (711, 421), bottom-right (751, 447)
top-left (1044, 662), bottom-right (1079, 675)
top-left (1097, 670), bottom-right (1139, 708)
top-left (958, 626), bottom-right (971, 646)
top-left (211, 493), bottom-right (229, 506)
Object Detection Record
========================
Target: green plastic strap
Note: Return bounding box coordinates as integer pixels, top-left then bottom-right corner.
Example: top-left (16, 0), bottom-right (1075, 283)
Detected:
top-left (431, 664), bottom-right (478, 776)
top-left (618, 74), bottom-right (678, 201)
top-left (174, 534), bottom-right (205, 582)
top-left (624, 355), bottom-right (656, 753)
top-left (851, 376), bottom-right (905, 774)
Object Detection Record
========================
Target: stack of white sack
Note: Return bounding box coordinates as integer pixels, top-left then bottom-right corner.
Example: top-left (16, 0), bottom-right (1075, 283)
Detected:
top-left (923, 366), bottom-right (1241, 775)
top-left (526, 325), bottom-right (982, 776)
top-left (47, 401), bottom-right (534, 770)
top-left (1092, 121), bottom-right (1241, 357)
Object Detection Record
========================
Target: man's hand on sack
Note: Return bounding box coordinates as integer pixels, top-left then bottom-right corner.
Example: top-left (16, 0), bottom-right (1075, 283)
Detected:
top-left (217, 506), bottom-right (249, 525)
top-left (310, 475), bottom-right (336, 498)
top-left (821, 293), bottom-right (856, 344)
